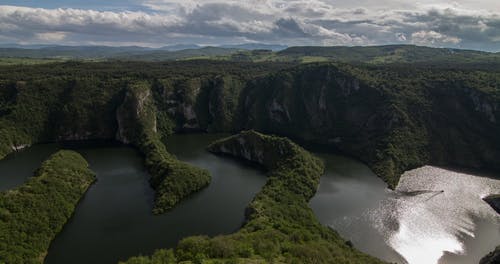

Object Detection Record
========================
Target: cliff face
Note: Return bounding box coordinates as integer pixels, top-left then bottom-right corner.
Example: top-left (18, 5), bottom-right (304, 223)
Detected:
top-left (426, 84), bottom-right (500, 170)
top-left (116, 82), bottom-right (211, 214)
top-left (207, 130), bottom-right (302, 171)
top-left (151, 75), bottom-right (244, 133)
top-left (0, 78), bottom-right (123, 159)
top-left (145, 64), bottom-right (500, 187)
top-left (116, 82), bottom-right (157, 144)
top-left (0, 79), bottom-right (211, 214)
top-left (0, 62), bottom-right (498, 188)
top-left (229, 64), bottom-right (500, 187)
top-left (52, 79), bottom-right (122, 141)
top-left (236, 65), bottom-right (398, 181)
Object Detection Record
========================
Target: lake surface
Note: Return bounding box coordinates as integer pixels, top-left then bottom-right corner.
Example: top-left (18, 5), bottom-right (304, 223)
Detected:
top-left (0, 135), bottom-right (266, 264)
top-left (310, 153), bottom-right (500, 264)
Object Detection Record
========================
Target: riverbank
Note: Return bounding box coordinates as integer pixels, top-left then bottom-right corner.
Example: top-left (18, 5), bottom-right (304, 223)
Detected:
top-left (0, 150), bottom-right (95, 263)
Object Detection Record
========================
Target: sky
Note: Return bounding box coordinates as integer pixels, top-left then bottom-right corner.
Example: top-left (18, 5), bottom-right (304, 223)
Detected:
top-left (0, 0), bottom-right (499, 51)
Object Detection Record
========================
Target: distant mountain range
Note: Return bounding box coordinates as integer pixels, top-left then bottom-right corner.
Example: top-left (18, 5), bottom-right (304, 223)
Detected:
top-left (0, 43), bottom-right (287, 60)
top-left (0, 43), bottom-right (286, 51)
top-left (220, 43), bottom-right (287, 51)
top-left (0, 44), bottom-right (498, 64)
top-left (156, 43), bottom-right (287, 51)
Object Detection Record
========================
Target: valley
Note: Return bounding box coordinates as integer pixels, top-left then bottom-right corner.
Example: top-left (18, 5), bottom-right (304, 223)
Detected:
top-left (0, 45), bottom-right (499, 263)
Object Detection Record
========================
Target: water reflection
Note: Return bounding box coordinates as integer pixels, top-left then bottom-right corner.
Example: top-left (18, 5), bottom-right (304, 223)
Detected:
top-left (311, 155), bottom-right (500, 264)
top-left (382, 166), bottom-right (500, 264)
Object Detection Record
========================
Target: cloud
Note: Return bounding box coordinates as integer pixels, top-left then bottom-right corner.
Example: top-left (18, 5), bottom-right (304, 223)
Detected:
top-left (411, 30), bottom-right (461, 45)
top-left (35, 31), bottom-right (67, 42)
top-left (0, 1), bottom-right (499, 50)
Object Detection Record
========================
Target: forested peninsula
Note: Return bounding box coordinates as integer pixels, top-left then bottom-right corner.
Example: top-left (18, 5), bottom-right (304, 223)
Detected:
top-left (0, 150), bottom-right (95, 263)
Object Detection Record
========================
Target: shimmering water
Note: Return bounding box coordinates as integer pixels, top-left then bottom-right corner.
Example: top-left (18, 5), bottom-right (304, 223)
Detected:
top-left (382, 166), bottom-right (500, 264)
top-left (311, 154), bottom-right (500, 264)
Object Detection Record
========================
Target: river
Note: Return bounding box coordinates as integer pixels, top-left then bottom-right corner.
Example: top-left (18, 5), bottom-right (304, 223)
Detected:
top-left (0, 135), bottom-right (266, 264)
top-left (0, 134), bottom-right (498, 264)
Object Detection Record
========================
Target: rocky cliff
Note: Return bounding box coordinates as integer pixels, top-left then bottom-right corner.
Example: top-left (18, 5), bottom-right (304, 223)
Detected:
top-left (231, 64), bottom-right (500, 187)
top-left (116, 82), bottom-right (211, 214)
top-left (0, 61), bottom-right (498, 189)
top-left (116, 81), bottom-right (157, 144)
top-left (152, 63), bottom-right (499, 188)
top-left (0, 78), bottom-right (212, 214)
top-left (151, 74), bottom-right (245, 132)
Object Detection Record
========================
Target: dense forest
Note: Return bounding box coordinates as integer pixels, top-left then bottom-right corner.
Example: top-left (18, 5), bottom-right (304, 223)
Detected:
top-left (0, 60), bottom-right (292, 214)
top-left (0, 45), bottom-right (499, 263)
top-left (0, 57), bottom-right (498, 188)
top-left (0, 150), bottom-right (95, 263)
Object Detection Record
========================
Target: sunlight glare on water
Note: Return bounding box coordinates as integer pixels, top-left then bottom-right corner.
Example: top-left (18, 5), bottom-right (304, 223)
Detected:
top-left (390, 222), bottom-right (463, 264)
top-left (371, 166), bottom-right (500, 264)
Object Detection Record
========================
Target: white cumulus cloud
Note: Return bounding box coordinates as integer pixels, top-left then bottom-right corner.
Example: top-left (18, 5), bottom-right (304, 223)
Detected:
top-left (35, 31), bottom-right (67, 42)
top-left (411, 30), bottom-right (461, 45)
top-left (0, 1), bottom-right (498, 50)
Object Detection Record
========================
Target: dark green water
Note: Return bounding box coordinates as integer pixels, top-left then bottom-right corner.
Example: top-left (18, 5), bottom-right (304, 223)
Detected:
top-left (1, 135), bottom-right (498, 264)
top-left (0, 134), bottom-right (266, 264)
top-left (0, 144), bottom-right (59, 191)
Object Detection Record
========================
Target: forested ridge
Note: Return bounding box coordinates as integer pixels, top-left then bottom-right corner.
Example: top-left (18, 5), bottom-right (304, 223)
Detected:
top-left (2, 44), bottom-right (500, 65)
top-left (0, 59), bottom-right (498, 188)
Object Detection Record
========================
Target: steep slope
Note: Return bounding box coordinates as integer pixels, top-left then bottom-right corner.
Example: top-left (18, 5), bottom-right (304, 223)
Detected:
top-left (116, 81), bottom-right (211, 214)
top-left (0, 61), bottom-right (288, 212)
top-left (0, 60), bottom-right (498, 190)
top-left (234, 63), bottom-right (500, 187)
